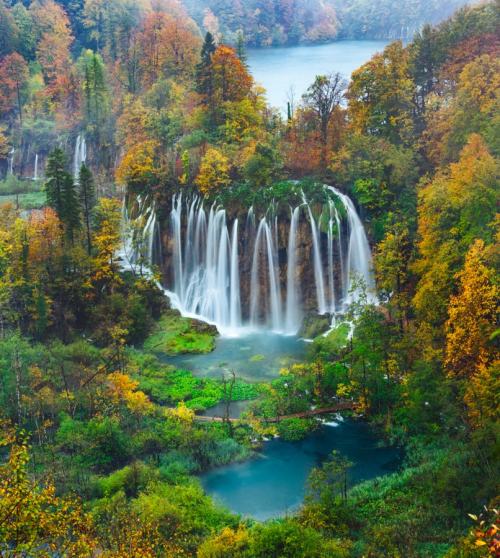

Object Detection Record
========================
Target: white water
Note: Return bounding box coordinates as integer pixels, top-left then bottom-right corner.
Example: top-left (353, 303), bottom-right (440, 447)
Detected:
top-left (33, 153), bottom-right (39, 181)
top-left (8, 148), bottom-right (14, 175)
top-left (122, 187), bottom-right (376, 337)
top-left (327, 186), bottom-right (376, 304)
top-left (73, 134), bottom-right (87, 182)
top-left (303, 193), bottom-right (327, 315)
top-left (285, 206), bottom-right (301, 334)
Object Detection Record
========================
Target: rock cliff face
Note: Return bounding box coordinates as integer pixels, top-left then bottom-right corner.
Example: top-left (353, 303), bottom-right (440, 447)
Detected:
top-left (156, 197), bottom-right (351, 333)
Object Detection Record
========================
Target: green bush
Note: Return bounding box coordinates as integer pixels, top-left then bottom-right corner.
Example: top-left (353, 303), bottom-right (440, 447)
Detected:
top-left (276, 418), bottom-right (316, 441)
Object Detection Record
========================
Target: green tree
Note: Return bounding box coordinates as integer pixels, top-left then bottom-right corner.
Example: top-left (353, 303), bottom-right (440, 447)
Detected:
top-left (79, 49), bottom-right (108, 143)
top-left (307, 450), bottom-right (353, 505)
top-left (196, 31), bottom-right (217, 123)
top-left (235, 30), bottom-right (247, 66)
top-left (78, 163), bottom-right (96, 255)
top-left (44, 148), bottom-right (80, 241)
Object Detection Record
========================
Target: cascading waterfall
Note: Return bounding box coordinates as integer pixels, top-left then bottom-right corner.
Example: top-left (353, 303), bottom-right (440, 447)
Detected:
top-left (119, 194), bottom-right (158, 274)
top-left (327, 186), bottom-right (376, 303)
top-left (73, 134), bottom-right (87, 182)
top-left (229, 220), bottom-right (241, 329)
top-left (285, 206), bottom-right (301, 333)
top-left (303, 193), bottom-right (327, 315)
top-left (123, 186), bottom-right (376, 336)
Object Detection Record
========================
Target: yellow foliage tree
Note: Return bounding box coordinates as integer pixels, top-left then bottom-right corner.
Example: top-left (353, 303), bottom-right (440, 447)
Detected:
top-left (445, 239), bottom-right (499, 426)
top-left (195, 148), bottom-right (231, 195)
top-left (0, 425), bottom-right (97, 556)
top-left (116, 140), bottom-right (159, 188)
top-left (92, 198), bottom-right (123, 293)
top-left (106, 372), bottom-right (153, 415)
top-left (197, 525), bottom-right (250, 557)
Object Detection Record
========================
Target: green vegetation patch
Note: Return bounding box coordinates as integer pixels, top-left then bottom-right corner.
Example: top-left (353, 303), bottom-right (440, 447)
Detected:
top-left (0, 191), bottom-right (46, 210)
top-left (276, 417), bottom-right (317, 441)
top-left (307, 322), bottom-right (351, 361)
top-left (143, 311), bottom-right (217, 355)
top-left (129, 349), bottom-right (260, 411)
top-left (217, 178), bottom-right (342, 218)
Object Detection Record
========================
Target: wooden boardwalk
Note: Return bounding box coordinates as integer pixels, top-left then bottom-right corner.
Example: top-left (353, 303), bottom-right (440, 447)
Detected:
top-left (195, 400), bottom-right (357, 423)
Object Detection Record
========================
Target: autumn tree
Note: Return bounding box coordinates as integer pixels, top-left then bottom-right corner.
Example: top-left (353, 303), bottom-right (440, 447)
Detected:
top-left (195, 147), bottom-right (231, 195)
top-left (198, 44), bottom-right (254, 130)
top-left (348, 41), bottom-right (415, 145)
top-left (0, 52), bottom-right (29, 124)
top-left (302, 73), bottom-right (346, 155)
top-left (144, 11), bottom-right (199, 83)
top-left (375, 222), bottom-right (412, 330)
top-left (116, 140), bottom-right (160, 192)
top-left (33, 0), bottom-right (73, 91)
top-left (413, 135), bottom-right (498, 330)
top-left (211, 45), bottom-right (253, 105)
top-left (91, 198), bottom-right (122, 294)
top-left (0, 425), bottom-right (97, 556)
top-left (445, 239), bottom-right (498, 426)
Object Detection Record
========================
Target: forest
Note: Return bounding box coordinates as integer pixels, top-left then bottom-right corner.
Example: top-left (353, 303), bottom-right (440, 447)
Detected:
top-left (182, 0), bottom-right (474, 45)
top-left (0, 0), bottom-right (498, 556)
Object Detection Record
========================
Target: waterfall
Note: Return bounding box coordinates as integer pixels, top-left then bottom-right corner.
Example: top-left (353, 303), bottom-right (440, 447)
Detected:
top-left (327, 201), bottom-right (335, 313)
top-left (33, 153), bottom-right (39, 181)
top-left (327, 186), bottom-right (376, 304)
top-left (285, 206), bottom-right (301, 334)
top-left (8, 148), bottom-right (14, 175)
top-left (73, 134), bottom-right (87, 182)
top-left (118, 194), bottom-right (158, 275)
top-left (229, 220), bottom-right (241, 329)
top-left (304, 194), bottom-right (327, 314)
top-left (127, 186), bottom-right (376, 337)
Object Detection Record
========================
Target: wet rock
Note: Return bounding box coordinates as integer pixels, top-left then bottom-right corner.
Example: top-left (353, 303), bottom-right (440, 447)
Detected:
top-left (189, 319), bottom-right (219, 337)
top-left (299, 313), bottom-right (331, 339)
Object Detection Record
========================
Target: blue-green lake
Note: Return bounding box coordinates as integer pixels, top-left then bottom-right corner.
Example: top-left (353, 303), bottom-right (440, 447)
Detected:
top-left (247, 40), bottom-right (388, 111)
top-left (202, 419), bottom-right (400, 521)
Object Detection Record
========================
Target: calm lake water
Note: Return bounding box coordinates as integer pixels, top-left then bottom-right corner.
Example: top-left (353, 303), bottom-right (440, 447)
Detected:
top-left (247, 40), bottom-right (388, 111)
top-left (202, 420), bottom-right (400, 521)
top-left (167, 333), bottom-right (306, 382)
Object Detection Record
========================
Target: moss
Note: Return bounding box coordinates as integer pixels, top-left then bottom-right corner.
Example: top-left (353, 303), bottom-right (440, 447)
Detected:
top-left (249, 354), bottom-right (265, 362)
top-left (129, 349), bottom-right (260, 411)
top-left (143, 311), bottom-right (217, 355)
top-left (299, 313), bottom-right (331, 339)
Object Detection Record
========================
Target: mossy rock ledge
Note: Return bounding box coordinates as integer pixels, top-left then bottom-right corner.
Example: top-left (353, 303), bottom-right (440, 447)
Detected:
top-left (143, 310), bottom-right (219, 355)
top-left (298, 313), bottom-right (331, 339)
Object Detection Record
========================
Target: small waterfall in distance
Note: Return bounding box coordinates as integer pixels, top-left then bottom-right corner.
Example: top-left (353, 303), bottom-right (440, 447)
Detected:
top-left (122, 187), bottom-right (376, 337)
top-left (8, 148), bottom-right (15, 175)
top-left (33, 153), bottom-right (39, 181)
top-left (73, 134), bottom-right (87, 182)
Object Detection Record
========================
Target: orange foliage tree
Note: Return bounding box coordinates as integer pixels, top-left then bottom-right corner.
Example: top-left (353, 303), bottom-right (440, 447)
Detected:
top-left (0, 52), bottom-right (29, 123)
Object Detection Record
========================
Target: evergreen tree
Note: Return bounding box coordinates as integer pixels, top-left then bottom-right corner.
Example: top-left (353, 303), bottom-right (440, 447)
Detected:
top-left (78, 163), bottom-right (96, 255)
top-left (196, 32), bottom-right (216, 101)
top-left (44, 148), bottom-right (80, 241)
top-left (235, 30), bottom-right (247, 66)
top-left (80, 50), bottom-right (108, 144)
